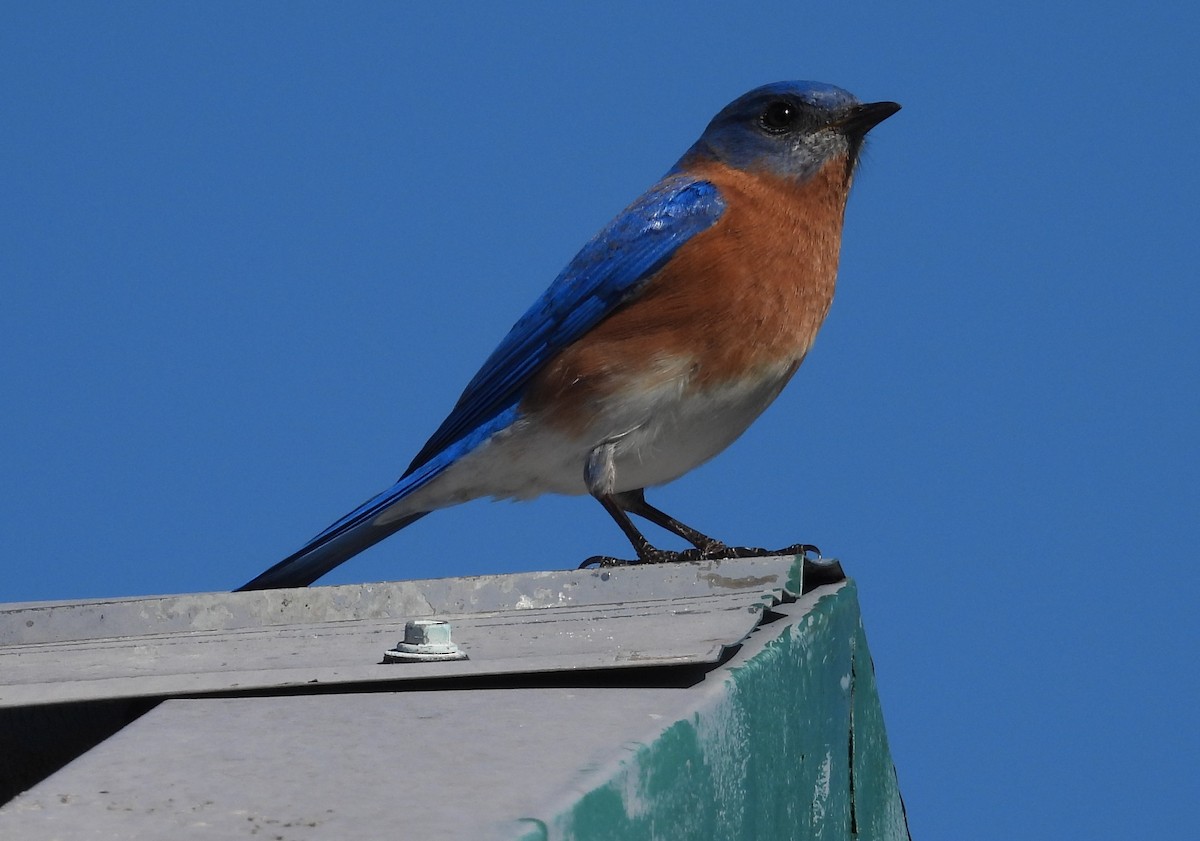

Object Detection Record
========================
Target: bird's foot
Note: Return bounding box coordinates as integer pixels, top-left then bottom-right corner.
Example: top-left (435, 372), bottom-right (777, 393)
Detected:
top-left (578, 546), bottom-right (687, 569)
top-left (683, 542), bottom-right (822, 561)
top-left (578, 555), bottom-right (625, 569)
top-left (578, 542), bottom-right (823, 569)
top-left (779, 543), bottom-right (823, 560)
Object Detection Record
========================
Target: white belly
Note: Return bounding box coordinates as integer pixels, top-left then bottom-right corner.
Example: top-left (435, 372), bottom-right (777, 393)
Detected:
top-left (390, 356), bottom-right (797, 516)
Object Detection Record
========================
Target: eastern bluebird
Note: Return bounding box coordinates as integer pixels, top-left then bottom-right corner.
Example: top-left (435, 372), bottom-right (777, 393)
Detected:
top-left (238, 81), bottom-right (899, 590)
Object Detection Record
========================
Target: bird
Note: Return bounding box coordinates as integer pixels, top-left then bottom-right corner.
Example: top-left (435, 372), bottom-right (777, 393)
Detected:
top-left (238, 81), bottom-right (899, 591)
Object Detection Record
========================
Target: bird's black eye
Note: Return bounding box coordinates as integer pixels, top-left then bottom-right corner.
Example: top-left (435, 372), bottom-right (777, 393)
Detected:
top-left (759, 101), bottom-right (798, 134)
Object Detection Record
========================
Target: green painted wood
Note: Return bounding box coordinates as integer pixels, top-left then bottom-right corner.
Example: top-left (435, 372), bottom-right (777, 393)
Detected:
top-left (516, 582), bottom-right (909, 841)
top-left (849, 620), bottom-right (911, 837)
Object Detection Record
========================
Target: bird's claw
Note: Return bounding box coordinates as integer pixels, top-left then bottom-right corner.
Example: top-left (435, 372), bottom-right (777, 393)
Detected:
top-left (780, 543), bottom-right (822, 561)
top-left (578, 555), bottom-right (632, 569)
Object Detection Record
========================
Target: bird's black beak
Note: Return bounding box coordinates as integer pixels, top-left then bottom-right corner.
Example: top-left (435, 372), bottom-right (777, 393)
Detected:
top-left (835, 101), bottom-right (901, 137)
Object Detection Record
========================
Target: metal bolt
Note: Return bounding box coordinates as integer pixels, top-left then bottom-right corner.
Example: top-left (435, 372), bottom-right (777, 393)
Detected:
top-left (383, 619), bottom-right (468, 663)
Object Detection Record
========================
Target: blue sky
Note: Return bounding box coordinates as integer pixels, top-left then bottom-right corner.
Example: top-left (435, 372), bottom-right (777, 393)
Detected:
top-left (2, 2), bottom-right (1195, 837)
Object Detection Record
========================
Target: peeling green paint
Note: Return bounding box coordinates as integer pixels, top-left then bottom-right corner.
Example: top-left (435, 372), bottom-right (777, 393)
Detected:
top-left (784, 554), bottom-right (804, 597)
top-left (849, 621), bottom-right (911, 838)
top-left (534, 583), bottom-right (909, 841)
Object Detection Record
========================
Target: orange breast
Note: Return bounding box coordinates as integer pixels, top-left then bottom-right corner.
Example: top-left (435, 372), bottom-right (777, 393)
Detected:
top-left (522, 155), bottom-right (853, 431)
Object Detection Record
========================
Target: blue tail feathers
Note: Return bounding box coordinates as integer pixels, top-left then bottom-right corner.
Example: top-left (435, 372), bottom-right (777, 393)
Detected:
top-left (237, 509), bottom-right (428, 590)
top-left (238, 405), bottom-right (522, 590)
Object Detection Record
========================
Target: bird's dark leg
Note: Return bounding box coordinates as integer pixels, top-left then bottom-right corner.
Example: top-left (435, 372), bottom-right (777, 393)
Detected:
top-left (581, 442), bottom-right (684, 567)
top-left (594, 494), bottom-right (684, 565)
top-left (614, 490), bottom-right (822, 562)
top-left (577, 444), bottom-right (821, 569)
top-left (610, 489), bottom-right (728, 556)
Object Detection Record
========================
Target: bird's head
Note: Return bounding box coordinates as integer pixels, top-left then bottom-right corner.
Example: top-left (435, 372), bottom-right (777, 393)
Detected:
top-left (677, 81), bottom-right (900, 183)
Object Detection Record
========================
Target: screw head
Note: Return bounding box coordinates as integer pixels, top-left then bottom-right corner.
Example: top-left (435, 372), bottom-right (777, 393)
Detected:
top-left (383, 619), bottom-right (468, 663)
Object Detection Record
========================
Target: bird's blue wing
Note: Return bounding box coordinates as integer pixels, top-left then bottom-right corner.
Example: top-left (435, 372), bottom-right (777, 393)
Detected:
top-left (236, 175), bottom-right (724, 591)
top-left (404, 175), bottom-right (726, 475)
